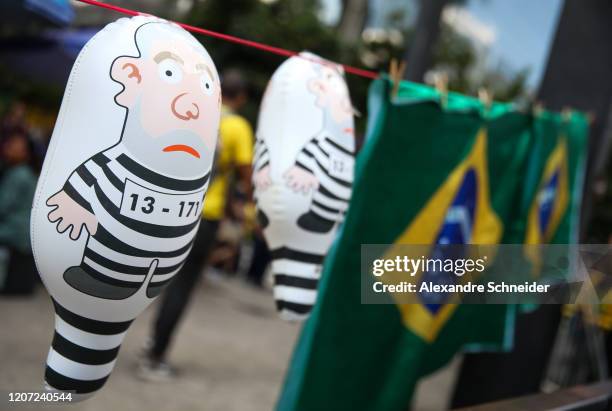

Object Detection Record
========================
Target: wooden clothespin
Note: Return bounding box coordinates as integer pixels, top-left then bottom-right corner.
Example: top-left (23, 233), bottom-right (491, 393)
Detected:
top-left (478, 87), bottom-right (493, 112)
top-left (388, 58), bottom-right (406, 101)
top-left (586, 112), bottom-right (595, 125)
top-left (434, 72), bottom-right (448, 108)
top-left (532, 101), bottom-right (545, 117)
top-left (561, 106), bottom-right (573, 123)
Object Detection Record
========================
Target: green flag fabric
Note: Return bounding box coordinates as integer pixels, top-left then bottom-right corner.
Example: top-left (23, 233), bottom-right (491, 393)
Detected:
top-left (277, 77), bottom-right (589, 411)
top-left (522, 111), bottom-right (588, 245)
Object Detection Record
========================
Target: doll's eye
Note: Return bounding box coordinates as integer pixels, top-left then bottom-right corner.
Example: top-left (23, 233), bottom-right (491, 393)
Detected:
top-left (201, 71), bottom-right (215, 96)
top-left (157, 59), bottom-right (183, 84)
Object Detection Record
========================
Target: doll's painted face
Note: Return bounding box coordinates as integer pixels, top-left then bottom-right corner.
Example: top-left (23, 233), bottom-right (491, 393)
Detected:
top-left (111, 29), bottom-right (220, 173)
top-left (308, 65), bottom-right (353, 127)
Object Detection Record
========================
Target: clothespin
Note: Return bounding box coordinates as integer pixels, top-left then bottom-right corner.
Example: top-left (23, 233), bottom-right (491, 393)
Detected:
top-left (434, 72), bottom-right (448, 108)
top-left (560, 106), bottom-right (596, 133)
top-left (561, 106), bottom-right (573, 123)
top-left (532, 101), bottom-right (545, 117)
top-left (478, 87), bottom-right (493, 115)
top-left (388, 58), bottom-right (406, 101)
top-left (586, 112), bottom-right (595, 125)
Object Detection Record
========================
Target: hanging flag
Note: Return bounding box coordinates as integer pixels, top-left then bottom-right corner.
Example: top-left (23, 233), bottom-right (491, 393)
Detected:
top-left (390, 128), bottom-right (502, 342)
top-left (510, 112), bottom-right (588, 277)
top-left (277, 77), bottom-right (537, 411)
top-left (524, 112), bottom-right (587, 245)
top-left (525, 136), bottom-right (569, 245)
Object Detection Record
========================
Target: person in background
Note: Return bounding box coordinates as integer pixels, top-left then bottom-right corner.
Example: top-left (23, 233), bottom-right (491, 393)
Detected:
top-left (1, 101), bottom-right (27, 138)
top-left (0, 130), bottom-right (38, 295)
top-left (245, 222), bottom-right (271, 287)
top-left (139, 69), bottom-right (254, 380)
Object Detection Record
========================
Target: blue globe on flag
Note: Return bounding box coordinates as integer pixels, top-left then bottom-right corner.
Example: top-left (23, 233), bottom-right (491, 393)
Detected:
top-left (419, 168), bottom-right (477, 312)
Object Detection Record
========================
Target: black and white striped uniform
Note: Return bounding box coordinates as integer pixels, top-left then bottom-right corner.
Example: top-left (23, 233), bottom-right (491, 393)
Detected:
top-left (45, 298), bottom-right (132, 395)
top-left (294, 133), bottom-right (353, 223)
top-left (271, 133), bottom-right (354, 320)
top-left (271, 247), bottom-right (324, 320)
top-left (252, 136), bottom-right (271, 228)
top-left (253, 136), bottom-right (270, 173)
top-left (45, 144), bottom-right (209, 395)
top-left (62, 143), bottom-right (208, 298)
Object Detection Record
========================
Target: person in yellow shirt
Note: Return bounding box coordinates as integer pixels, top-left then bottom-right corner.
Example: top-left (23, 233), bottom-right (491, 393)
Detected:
top-left (139, 70), bottom-right (253, 380)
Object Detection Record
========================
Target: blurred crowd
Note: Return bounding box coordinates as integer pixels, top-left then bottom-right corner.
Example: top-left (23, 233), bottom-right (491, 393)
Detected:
top-left (0, 101), bottom-right (41, 295)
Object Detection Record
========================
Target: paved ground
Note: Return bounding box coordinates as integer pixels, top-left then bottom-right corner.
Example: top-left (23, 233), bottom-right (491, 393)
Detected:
top-left (0, 274), bottom-right (457, 411)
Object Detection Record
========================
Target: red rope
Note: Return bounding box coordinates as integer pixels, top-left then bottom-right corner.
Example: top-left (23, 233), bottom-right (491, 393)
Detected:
top-left (75, 0), bottom-right (379, 80)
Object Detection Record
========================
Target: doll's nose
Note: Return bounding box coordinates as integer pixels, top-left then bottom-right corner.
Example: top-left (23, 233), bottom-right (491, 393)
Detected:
top-left (171, 92), bottom-right (200, 121)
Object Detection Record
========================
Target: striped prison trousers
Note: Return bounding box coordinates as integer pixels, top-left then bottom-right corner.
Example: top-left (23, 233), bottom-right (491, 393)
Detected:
top-left (45, 299), bottom-right (132, 396)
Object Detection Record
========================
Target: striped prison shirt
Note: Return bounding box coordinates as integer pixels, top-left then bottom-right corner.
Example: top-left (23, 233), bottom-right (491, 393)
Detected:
top-left (253, 136), bottom-right (270, 172)
top-left (294, 133), bottom-right (353, 223)
top-left (62, 144), bottom-right (209, 296)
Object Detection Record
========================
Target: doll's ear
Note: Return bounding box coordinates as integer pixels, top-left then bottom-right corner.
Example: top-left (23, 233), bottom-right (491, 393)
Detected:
top-left (308, 78), bottom-right (329, 109)
top-left (308, 78), bottom-right (324, 94)
top-left (111, 56), bottom-right (143, 107)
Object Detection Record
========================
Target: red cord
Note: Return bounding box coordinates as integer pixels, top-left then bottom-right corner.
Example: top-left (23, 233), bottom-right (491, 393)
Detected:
top-left (75, 0), bottom-right (379, 80)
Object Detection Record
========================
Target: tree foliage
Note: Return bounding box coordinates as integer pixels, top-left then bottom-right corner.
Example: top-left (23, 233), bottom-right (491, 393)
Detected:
top-left (187, 0), bottom-right (343, 124)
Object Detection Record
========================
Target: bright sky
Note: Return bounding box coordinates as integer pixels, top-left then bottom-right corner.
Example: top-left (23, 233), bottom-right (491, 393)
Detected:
top-left (464, 0), bottom-right (563, 88)
top-left (321, 0), bottom-right (563, 90)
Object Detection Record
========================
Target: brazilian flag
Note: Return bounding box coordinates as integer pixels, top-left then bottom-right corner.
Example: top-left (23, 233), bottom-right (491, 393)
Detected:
top-left (276, 78), bottom-right (548, 410)
top-left (523, 111), bottom-right (588, 245)
top-left (499, 110), bottom-right (588, 279)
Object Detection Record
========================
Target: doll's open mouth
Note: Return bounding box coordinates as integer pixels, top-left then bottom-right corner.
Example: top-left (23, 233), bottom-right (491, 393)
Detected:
top-left (162, 144), bottom-right (201, 158)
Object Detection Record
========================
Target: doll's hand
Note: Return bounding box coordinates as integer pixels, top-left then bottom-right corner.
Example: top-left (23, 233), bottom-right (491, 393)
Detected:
top-left (47, 191), bottom-right (98, 240)
top-left (253, 165), bottom-right (272, 191)
top-left (284, 166), bottom-right (319, 194)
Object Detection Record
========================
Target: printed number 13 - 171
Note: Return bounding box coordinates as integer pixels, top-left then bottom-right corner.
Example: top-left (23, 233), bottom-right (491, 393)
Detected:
top-left (129, 194), bottom-right (200, 218)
